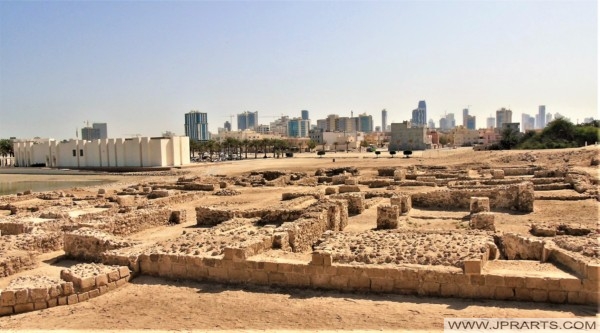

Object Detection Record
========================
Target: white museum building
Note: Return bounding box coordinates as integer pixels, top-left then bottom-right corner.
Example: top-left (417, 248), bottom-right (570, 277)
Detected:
top-left (13, 136), bottom-right (190, 168)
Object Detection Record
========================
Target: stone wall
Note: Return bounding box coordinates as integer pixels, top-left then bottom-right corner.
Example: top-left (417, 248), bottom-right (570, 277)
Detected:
top-left (0, 250), bottom-right (36, 278)
top-left (64, 228), bottom-right (139, 262)
top-left (411, 182), bottom-right (534, 212)
top-left (0, 265), bottom-right (131, 317)
top-left (500, 233), bottom-right (544, 260)
top-left (0, 222), bottom-right (29, 235)
top-left (330, 193), bottom-right (365, 215)
top-left (131, 250), bottom-right (598, 305)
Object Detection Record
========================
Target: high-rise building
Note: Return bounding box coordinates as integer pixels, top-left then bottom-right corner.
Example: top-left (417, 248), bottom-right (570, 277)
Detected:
top-left (224, 121), bottom-right (231, 132)
top-left (428, 119), bottom-right (436, 129)
top-left (465, 115), bottom-right (476, 130)
top-left (522, 114), bottom-right (535, 132)
top-left (487, 116), bottom-right (496, 128)
top-left (357, 113), bottom-right (373, 133)
top-left (184, 111), bottom-right (209, 141)
top-left (93, 123), bottom-right (107, 139)
top-left (462, 109), bottom-right (469, 127)
top-left (546, 113), bottom-right (553, 124)
top-left (287, 118), bottom-right (310, 137)
top-left (537, 105), bottom-right (546, 129)
top-left (237, 111), bottom-right (258, 130)
top-left (381, 109), bottom-right (388, 131)
top-left (81, 122), bottom-right (108, 140)
top-left (439, 113), bottom-right (455, 131)
top-left (496, 108), bottom-right (513, 129)
top-left (411, 101), bottom-right (427, 127)
top-left (301, 110), bottom-right (309, 121)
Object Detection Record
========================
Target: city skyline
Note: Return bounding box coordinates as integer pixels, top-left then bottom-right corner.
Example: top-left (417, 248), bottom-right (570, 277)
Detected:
top-left (0, 1), bottom-right (597, 139)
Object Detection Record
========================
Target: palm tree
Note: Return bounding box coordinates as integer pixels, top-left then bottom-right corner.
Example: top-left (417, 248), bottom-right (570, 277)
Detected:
top-left (333, 142), bottom-right (338, 152)
top-left (345, 140), bottom-right (350, 153)
top-left (241, 139), bottom-right (249, 159)
top-left (307, 140), bottom-right (317, 152)
top-left (321, 140), bottom-right (327, 152)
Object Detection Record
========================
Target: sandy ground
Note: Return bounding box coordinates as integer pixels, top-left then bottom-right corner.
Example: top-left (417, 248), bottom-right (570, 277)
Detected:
top-left (0, 146), bottom-right (599, 331)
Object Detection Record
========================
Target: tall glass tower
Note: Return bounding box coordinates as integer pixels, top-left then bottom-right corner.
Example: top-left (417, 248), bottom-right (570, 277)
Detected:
top-left (184, 111), bottom-right (209, 141)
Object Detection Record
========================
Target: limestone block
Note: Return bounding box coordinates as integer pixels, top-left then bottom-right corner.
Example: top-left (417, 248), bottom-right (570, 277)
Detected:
top-left (469, 212), bottom-right (495, 231)
top-left (58, 296), bottom-right (67, 306)
top-left (390, 194), bottom-right (411, 214)
top-left (67, 294), bottom-right (78, 305)
top-left (61, 282), bottom-right (74, 296)
top-left (376, 205), bottom-right (399, 229)
top-left (88, 289), bottom-right (100, 299)
top-left (440, 283), bottom-right (460, 297)
top-left (325, 187), bottom-right (338, 195)
top-left (169, 210), bottom-right (186, 224)
top-left (108, 270), bottom-right (120, 282)
top-left (393, 169), bottom-right (406, 181)
top-left (77, 292), bottom-right (89, 302)
top-left (0, 306), bottom-right (14, 316)
top-left (344, 178), bottom-right (358, 185)
top-left (14, 303), bottom-right (34, 313)
top-left (332, 175), bottom-right (347, 185)
top-left (34, 301), bottom-right (47, 310)
top-left (470, 197), bottom-right (490, 214)
top-left (492, 169), bottom-right (505, 179)
top-left (48, 286), bottom-right (60, 298)
top-left (47, 298), bottom-right (58, 307)
top-left (586, 264), bottom-right (600, 281)
top-left (29, 287), bottom-right (48, 302)
top-left (463, 260), bottom-right (482, 274)
top-left (0, 291), bottom-right (15, 307)
top-left (548, 290), bottom-right (567, 303)
top-left (338, 185), bottom-right (360, 193)
top-left (14, 289), bottom-right (28, 304)
top-left (95, 274), bottom-right (109, 287)
top-left (416, 176), bottom-right (436, 183)
top-left (118, 266), bottom-right (130, 278)
top-left (494, 286), bottom-right (514, 300)
top-left (567, 291), bottom-right (587, 304)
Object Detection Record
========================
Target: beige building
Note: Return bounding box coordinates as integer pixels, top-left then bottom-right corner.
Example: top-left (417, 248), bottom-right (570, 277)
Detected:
top-left (452, 126), bottom-right (480, 147)
top-left (389, 121), bottom-right (431, 151)
top-left (14, 136), bottom-right (190, 168)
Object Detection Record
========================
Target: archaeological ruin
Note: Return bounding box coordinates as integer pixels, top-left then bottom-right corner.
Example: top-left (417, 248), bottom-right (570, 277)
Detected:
top-left (0, 152), bottom-right (598, 317)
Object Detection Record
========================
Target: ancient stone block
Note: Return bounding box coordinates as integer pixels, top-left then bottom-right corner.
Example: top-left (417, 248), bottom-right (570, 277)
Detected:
top-left (440, 283), bottom-right (460, 297)
top-left (491, 169), bottom-right (505, 179)
top-left (29, 287), bottom-right (48, 302)
top-left (67, 294), bottom-right (78, 305)
top-left (47, 298), bottom-right (58, 308)
top-left (77, 292), bottom-right (89, 302)
top-left (531, 289), bottom-right (548, 302)
top-left (390, 194), bottom-right (411, 214)
top-left (118, 266), bottom-right (130, 278)
top-left (169, 210), bottom-right (186, 224)
top-left (463, 260), bottom-right (482, 275)
top-left (344, 178), bottom-right (358, 185)
top-left (13, 289), bottom-right (28, 304)
top-left (370, 278), bottom-right (394, 292)
top-left (548, 290), bottom-right (567, 303)
top-left (469, 212), bottom-right (495, 231)
top-left (325, 187), bottom-right (338, 195)
top-left (116, 278), bottom-right (128, 287)
top-left (393, 169), bottom-right (406, 181)
top-left (376, 205), bottom-right (399, 229)
top-left (586, 264), bottom-right (600, 281)
top-left (95, 274), bottom-right (109, 287)
top-left (470, 197), bottom-right (490, 214)
top-left (88, 289), bottom-right (100, 299)
top-left (0, 306), bottom-right (14, 316)
top-left (14, 303), bottom-right (34, 313)
top-left (0, 291), bottom-right (15, 307)
top-left (34, 301), bottom-right (47, 310)
top-left (567, 291), bottom-right (587, 304)
top-left (61, 282), bottom-right (74, 296)
top-left (58, 296), bottom-right (68, 306)
top-left (494, 286), bottom-right (514, 300)
top-left (338, 185), bottom-right (360, 193)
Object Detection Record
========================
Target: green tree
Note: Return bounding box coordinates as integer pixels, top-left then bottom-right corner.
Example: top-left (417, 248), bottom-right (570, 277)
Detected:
top-left (0, 139), bottom-right (13, 157)
top-left (500, 127), bottom-right (519, 150)
top-left (307, 140), bottom-right (317, 152)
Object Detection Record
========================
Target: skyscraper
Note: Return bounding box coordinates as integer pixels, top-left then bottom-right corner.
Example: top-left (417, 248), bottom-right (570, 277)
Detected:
top-left (465, 115), bottom-right (476, 130)
top-left (487, 116), bottom-right (496, 128)
top-left (357, 113), bottom-right (373, 133)
top-left (522, 114), bottom-right (535, 132)
top-left (224, 121), bottom-right (231, 132)
top-left (237, 111), bottom-right (258, 130)
top-left (301, 110), bottom-right (309, 121)
top-left (81, 122), bottom-right (108, 140)
top-left (381, 109), bottom-right (388, 132)
top-left (287, 118), bottom-right (310, 137)
top-left (462, 109), bottom-right (469, 127)
top-left (538, 105), bottom-right (546, 129)
top-left (184, 110), bottom-right (209, 141)
top-left (496, 108), bottom-right (513, 129)
top-left (92, 123), bottom-right (108, 139)
top-left (411, 101), bottom-right (427, 127)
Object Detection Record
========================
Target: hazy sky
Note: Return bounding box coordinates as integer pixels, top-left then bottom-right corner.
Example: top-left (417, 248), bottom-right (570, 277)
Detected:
top-left (0, 0), bottom-right (597, 139)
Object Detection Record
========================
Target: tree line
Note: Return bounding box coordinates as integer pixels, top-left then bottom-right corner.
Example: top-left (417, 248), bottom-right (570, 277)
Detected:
top-left (189, 137), bottom-right (320, 160)
top-left (499, 118), bottom-right (599, 150)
